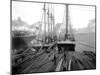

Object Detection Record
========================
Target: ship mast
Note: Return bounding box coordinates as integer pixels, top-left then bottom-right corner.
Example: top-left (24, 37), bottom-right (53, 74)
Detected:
top-left (65, 4), bottom-right (68, 40)
top-left (41, 3), bottom-right (55, 44)
top-left (43, 3), bottom-right (46, 42)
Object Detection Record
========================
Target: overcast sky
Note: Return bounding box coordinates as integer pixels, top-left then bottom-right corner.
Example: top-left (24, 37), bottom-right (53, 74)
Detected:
top-left (12, 1), bottom-right (95, 29)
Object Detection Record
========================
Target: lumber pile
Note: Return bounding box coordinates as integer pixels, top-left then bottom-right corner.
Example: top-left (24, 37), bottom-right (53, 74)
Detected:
top-left (12, 45), bottom-right (96, 74)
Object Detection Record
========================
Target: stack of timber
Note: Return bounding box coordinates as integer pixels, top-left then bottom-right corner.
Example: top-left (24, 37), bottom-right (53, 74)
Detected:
top-left (12, 44), bottom-right (96, 74)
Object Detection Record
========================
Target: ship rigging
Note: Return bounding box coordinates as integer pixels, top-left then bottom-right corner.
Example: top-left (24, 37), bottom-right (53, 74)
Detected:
top-left (33, 3), bottom-right (75, 51)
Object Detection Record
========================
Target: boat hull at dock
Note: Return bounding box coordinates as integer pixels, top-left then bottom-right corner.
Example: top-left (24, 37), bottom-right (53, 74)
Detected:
top-left (57, 41), bottom-right (76, 52)
top-left (32, 41), bottom-right (75, 52)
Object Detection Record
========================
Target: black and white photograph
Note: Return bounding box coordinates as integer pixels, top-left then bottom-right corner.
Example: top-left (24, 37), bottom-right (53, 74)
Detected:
top-left (11, 0), bottom-right (96, 74)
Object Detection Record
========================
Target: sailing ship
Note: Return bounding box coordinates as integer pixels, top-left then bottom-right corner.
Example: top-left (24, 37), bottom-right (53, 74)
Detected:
top-left (32, 3), bottom-right (75, 52)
